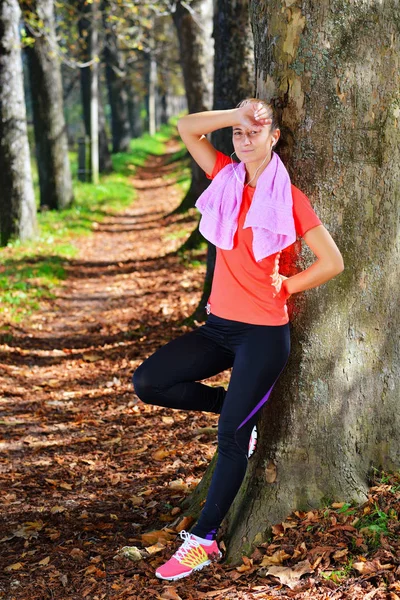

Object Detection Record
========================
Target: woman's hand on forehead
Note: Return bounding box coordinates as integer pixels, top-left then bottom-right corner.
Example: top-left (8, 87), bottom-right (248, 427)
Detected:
top-left (237, 102), bottom-right (272, 129)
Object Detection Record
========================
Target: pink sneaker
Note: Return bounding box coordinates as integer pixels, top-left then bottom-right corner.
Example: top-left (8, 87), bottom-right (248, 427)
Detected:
top-left (155, 530), bottom-right (222, 581)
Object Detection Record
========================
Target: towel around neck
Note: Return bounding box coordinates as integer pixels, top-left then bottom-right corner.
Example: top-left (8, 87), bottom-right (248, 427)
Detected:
top-left (195, 151), bottom-right (296, 262)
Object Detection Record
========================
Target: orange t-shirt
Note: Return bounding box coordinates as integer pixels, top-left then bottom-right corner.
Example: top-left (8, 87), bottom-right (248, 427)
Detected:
top-left (204, 151), bottom-right (322, 326)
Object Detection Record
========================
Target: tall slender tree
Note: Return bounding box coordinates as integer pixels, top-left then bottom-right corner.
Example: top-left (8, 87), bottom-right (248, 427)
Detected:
top-left (77, 0), bottom-right (112, 174)
top-left (0, 0), bottom-right (37, 245)
top-left (23, 0), bottom-right (73, 209)
top-left (171, 0), bottom-right (212, 213)
top-left (103, 0), bottom-right (131, 153)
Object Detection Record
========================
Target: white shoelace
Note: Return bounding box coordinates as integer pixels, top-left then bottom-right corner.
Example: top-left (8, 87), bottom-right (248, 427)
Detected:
top-left (173, 530), bottom-right (200, 562)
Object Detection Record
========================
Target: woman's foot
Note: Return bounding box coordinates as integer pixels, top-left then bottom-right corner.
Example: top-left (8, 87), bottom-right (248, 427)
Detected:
top-left (155, 530), bottom-right (222, 581)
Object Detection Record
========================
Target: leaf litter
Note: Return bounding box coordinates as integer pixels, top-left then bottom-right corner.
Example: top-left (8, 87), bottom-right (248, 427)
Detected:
top-left (0, 144), bottom-right (399, 599)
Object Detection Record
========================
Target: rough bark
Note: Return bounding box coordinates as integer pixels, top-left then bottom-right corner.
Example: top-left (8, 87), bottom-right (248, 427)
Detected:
top-left (24, 0), bottom-right (73, 210)
top-left (77, 0), bottom-right (112, 174)
top-left (103, 0), bottom-right (131, 153)
top-left (216, 0), bottom-right (400, 564)
top-left (171, 0), bottom-right (211, 214)
top-left (192, 0), bottom-right (254, 321)
top-left (0, 0), bottom-right (37, 245)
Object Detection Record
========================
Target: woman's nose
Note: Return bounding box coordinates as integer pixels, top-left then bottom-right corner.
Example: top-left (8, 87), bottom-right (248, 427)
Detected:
top-left (243, 134), bottom-right (251, 145)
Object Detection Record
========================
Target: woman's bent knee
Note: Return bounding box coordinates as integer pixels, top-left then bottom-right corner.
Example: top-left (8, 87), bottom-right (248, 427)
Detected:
top-left (132, 363), bottom-right (156, 404)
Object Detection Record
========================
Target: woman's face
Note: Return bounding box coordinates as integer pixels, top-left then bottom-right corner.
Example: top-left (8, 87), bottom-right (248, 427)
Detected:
top-left (232, 124), bottom-right (280, 164)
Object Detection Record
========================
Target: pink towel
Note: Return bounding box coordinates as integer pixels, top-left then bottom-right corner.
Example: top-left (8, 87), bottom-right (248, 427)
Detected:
top-left (195, 152), bottom-right (296, 262)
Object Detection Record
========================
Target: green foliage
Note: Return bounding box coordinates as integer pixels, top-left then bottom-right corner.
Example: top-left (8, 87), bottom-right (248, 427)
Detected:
top-left (321, 557), bottom-right (355, 583)
top-left (353, 502), bottom-right (393, 550)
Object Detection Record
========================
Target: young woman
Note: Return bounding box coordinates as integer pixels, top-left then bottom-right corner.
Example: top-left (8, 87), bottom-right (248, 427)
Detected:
top-left (133, 99), bottom-right (344, 582)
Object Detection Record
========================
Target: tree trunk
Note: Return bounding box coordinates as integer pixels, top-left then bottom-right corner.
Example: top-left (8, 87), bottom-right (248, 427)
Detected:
top-left (217, 0), bottom-right (400, 564)
top-left (78, 0), bottom-right (112, 174)
top-left (103, 0), bottom-right (131, 153)
top-left (192, 0), bottom-right (254, 321)
top-left (171, 0), bottom-right (211, 214)
top-left (127, 93), bottom-right (143, 139)
top-left (148, 50), bottom-right (157, 136)
top-left (0, 0), bottom-right (37, 245)
top-left (90, 0), bottom-right (99, 184)
top-left (24, 0), bottom-right (73, 210)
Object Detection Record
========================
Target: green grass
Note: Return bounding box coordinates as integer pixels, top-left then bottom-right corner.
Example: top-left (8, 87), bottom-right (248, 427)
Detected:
top-left (0, 122), bottom-right (181, 325)
top-left (321, 557), bottom-right (355, 583)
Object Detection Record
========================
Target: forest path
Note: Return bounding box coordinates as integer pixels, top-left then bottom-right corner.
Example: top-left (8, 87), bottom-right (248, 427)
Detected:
top-left (0, 142), bottom-right (231, 599)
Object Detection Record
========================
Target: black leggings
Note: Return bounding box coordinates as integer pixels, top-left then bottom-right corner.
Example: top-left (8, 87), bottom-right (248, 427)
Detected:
top-left (132, 313), bottom-right (290, 540)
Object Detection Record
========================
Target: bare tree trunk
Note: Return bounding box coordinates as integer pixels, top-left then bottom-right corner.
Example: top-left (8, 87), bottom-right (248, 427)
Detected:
top-left (103, 0), bottom-right (131, 153)
top-left (77, 0), bottom-right (112, 174)
top-left (171, 0), bottom-right (212, 214)
top-left (148, 50), bottom-right (157, 136)
top-left (215, 0), bottom-right (400, 564)
top-left (192, 0), bottom-right (254, 321)
top-left (23, 0), bottom-right (73, 210)
top-left (0, 0), bottom-right (37, 245)
top-left (90, 0), bottom-right (99, 184)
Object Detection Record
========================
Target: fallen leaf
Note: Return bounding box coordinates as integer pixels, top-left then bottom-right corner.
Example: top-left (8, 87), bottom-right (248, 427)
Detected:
top-left (103, 436), bottom-right (121, 446)
top-left (130, 495), bottom-right (145, 506)
top-left (353, 559), bottom-right (393, 574)
top-left (145, 542), bottom-right (166, 555)
top-left (260, 549), bottom-right (292, 566)
top-left (50, 506), bottom-right (66, 514)
top-left (333, 547), bottom-right (348, 560)
top-left (70, 548), bottom-right (85, 561)
top-left (265, 559), bottom-right (314, 589)
top-left (236, 563), bottom-right (252, 572)
top-left (152, 448), bottom-right (172, 461)
top-left (82, 353), bottom-right (102, 362)
top-left (141, 530), bottom-right (174, 546)
top-left (12, 521), bottom-right (44, 540)
top-left (39, 556), bottom-right (50, 566)
top-left (161, 587), bottom-right (183, 600)
top-left (175, 516), bottom-right (194, 532)
top-left (60, 482), bottom-right (72, 490)
top-left (5, 562), bottom-right (24, 572)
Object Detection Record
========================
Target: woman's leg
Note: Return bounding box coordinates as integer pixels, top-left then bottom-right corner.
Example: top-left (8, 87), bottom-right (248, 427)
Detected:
top-left (133, 324), bottom-right (234, 414)
top-left (190, 322), bottom-right (291, 539)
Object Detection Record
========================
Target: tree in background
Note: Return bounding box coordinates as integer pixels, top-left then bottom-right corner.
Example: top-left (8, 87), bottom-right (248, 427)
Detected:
top-left (103, 0), bottom-right (131, 153)
top-left (171, 0), bottom-right (212, 213)
top-left (192, 0), bottom-right (254, 320)
top-left (215, 0), bottom-right (399, 563)
top-left (77, 0), bottom-right (113, 175)
top-left (22, 0), bottom-right (73, 209)
top-left (0, 0), bottom-right (37, 245)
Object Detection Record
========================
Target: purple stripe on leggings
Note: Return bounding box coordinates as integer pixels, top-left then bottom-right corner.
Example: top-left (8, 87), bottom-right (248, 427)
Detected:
top-left (236, 368), bottom-right (285, 431)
